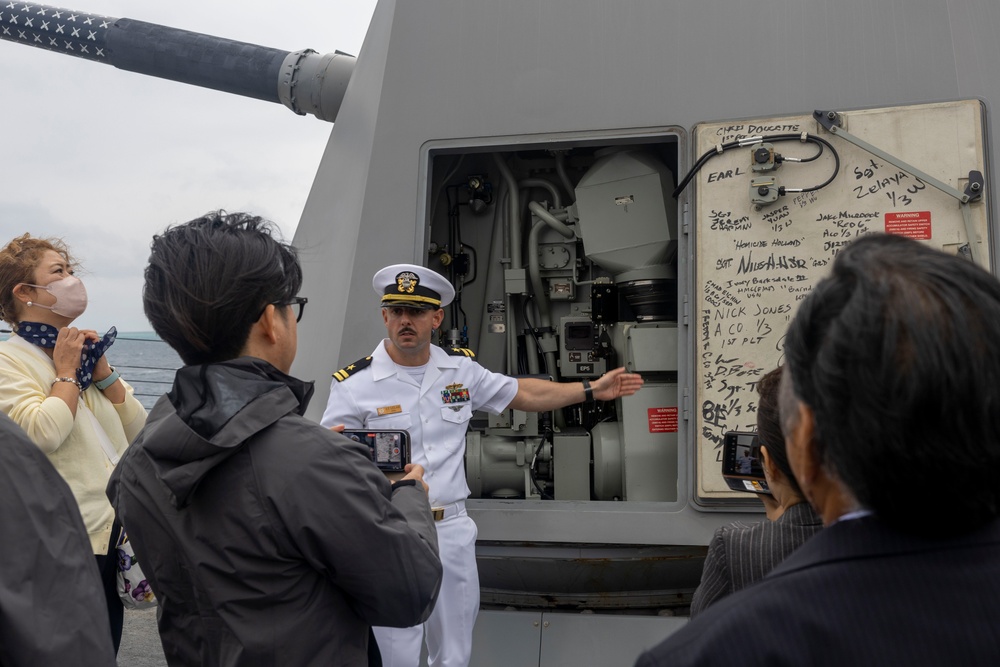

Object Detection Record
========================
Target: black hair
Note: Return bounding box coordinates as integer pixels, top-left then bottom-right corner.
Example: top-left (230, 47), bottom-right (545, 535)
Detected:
top-left (143, 211), bottom-right (302, 366)
top-left (782, 233), bottom-right (1000, 534)
top-left (755, 367), bottom-right (802, 497)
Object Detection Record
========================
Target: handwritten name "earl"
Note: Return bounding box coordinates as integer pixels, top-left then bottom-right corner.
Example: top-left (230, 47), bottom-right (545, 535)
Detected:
top-left (736, 251), bottom-right (808, 275)
top-left (707, 167), bottom-right (746, 183)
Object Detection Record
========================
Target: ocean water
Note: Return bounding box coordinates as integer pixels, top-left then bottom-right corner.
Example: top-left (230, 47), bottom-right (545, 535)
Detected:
top-left (0, 331), bottom-right (181, 410)
top-left (110, 332), bottom-right (183, 410)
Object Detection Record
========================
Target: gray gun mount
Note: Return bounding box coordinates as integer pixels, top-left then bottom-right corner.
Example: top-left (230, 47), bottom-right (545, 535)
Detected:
top-left (0, 2), bottom-right (353, 121)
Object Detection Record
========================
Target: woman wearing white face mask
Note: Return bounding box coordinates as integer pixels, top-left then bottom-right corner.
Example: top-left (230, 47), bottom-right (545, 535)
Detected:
top-left (0, 233), bottom-right (147, 655)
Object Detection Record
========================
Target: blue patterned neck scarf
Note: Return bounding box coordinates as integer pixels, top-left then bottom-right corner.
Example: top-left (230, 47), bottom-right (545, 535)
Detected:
top-left (16, 321), bottom-right (118, 391)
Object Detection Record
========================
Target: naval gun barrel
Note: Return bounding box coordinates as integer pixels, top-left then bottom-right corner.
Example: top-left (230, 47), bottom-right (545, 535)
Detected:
top-left (0, 2), bottom-right (354, 122)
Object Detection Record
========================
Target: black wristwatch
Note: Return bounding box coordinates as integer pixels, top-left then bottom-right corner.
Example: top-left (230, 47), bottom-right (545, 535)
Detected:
top-left (391, 478), bottom-right (418, 491)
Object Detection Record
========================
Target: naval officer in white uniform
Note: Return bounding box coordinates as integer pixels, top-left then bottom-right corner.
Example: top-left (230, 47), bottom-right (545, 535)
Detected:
top-left (321, 264), bottom-right (644, 667)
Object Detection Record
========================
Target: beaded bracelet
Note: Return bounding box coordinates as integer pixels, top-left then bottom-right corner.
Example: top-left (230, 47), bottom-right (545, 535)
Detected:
top-left (52, 376), bottom-right (83, 392)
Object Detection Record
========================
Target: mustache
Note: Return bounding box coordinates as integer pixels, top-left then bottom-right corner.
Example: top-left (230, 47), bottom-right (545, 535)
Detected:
top-left (399, 328), bottom-right (416, 335)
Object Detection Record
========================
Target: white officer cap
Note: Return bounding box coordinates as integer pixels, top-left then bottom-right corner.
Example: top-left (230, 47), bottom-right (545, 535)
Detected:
top-left (373, 263), bottom-right (455, 310)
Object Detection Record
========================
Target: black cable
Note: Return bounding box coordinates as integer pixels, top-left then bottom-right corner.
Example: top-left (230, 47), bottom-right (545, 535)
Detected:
top-left (528, 436), bottom-right (553, 500)
top-left (520, 295), bottom-right (548, 376)
top-left (453, 188), bottom-right (465, 293)
top-left (672, 133), bottom-right (840, 198)
top-left (529, 409), bottom-right (554, 500)
top-left (446, 185), bottom-right (461, 331)
top-left (516, 334), bottom-right (528, 376)
top-left (429, 155), bottom-right (466, 230)
top-left (794, 140), bottom-right (824, 162)
top-left (528, 412), bottom-right (555, 500)
top-left (481, 183), bottom-right (494, 205)
top-left (782, 134), bottom-right (840, 193)
top-left (673, 138), bottom-right (745, 198)
top-left (462, 243), bottom-right (478, 287)
top-left (458, 301), bottom-right (468, 339)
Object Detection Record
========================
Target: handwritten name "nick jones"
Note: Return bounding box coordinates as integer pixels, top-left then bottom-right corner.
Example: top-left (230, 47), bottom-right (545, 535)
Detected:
top-left (736, 251), bottom-right (807, 275)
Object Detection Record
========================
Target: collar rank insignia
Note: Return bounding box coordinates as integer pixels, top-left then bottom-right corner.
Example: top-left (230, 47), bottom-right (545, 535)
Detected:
top-left (441, 382), bottom-right (470, 404)
top-left (396, 271), bottom-right (419, 294)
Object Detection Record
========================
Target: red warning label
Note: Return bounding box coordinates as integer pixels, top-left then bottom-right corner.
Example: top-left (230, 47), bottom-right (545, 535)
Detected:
top-left (648, 407), bottom-right (678, 433)
top-left (885, 211), bottom-right (931, 240)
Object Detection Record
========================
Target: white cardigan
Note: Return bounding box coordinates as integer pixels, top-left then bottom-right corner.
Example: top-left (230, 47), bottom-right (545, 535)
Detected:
top-left (0, 335), bottom-right (147, 553)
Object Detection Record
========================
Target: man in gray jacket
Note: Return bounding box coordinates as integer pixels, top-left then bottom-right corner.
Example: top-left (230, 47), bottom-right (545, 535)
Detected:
top-left (107, 212), bottom-right (442, 666)
top-left (1, 411), bottom-right (116, 667)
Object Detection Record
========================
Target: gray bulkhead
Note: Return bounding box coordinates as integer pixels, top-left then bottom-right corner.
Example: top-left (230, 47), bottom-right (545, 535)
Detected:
top-left (292, 1), bottom-right (1000, 658)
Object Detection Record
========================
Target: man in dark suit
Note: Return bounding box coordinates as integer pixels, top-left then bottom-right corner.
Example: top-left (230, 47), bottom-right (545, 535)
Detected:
top-left (637, 233), bottom-right (1000, 666)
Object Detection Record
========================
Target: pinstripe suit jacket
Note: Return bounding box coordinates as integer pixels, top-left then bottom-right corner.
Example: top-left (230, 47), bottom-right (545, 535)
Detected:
top-left (689, 501), bottom-right (822, 616)
top-left (636, 516), bottom-right (1000, 667)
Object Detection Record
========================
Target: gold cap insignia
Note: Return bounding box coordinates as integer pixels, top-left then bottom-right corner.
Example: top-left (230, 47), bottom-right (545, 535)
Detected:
top-left (396, 271), bottom-right (419, 294)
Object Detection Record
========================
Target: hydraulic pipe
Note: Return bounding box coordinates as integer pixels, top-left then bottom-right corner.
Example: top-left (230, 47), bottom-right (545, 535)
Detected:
top-left (526, 201), bottom-right (575, 382)
top-left (527, 201), bottom-right (575, 240)
top-left (553, 151), bottom-right (576, 204)
top-left (475, 198), bottom-right (509, 372)
top-left (518, 178), bottom-right (562, 210)
top-left (492, 154), bottom-right (522, 270)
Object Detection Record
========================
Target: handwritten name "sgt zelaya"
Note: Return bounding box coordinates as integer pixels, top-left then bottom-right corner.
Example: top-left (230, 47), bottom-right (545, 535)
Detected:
top-left (736, 251), bottom-right (808, 275)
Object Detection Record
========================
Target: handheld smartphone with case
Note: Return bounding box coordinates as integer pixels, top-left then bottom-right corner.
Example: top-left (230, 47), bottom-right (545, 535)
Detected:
top-left (341, 429), bottom-right (411, 473)
top-left (721, 430), bottom-right (771, 494)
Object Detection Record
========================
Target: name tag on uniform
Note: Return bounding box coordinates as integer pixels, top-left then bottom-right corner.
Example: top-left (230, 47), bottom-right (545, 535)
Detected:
top-left (377, 405), bottom-right (403, 416)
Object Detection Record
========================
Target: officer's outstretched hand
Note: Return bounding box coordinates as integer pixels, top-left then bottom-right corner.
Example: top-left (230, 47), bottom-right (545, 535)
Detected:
top-left (593, 367), bottom-right (645, 400)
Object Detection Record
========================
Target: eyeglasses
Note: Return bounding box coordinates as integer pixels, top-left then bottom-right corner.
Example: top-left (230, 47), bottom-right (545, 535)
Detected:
top-left (280, 296), bottom-right (308, 322)
top-left (259, 296), bottom-right (308, 323)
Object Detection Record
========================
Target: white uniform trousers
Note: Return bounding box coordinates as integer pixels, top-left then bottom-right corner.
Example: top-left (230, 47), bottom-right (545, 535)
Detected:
top-left (374, 507), bottom-right (479, 667)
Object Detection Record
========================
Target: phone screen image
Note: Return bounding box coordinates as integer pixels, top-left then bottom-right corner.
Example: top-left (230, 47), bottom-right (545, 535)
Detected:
top-left (721, 431), bottom-right (770, 494)
top-left (341, 429), bottom-right (411, 473)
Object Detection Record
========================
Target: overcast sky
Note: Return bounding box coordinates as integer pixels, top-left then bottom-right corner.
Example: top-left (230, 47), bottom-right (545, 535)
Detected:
top-left (1, 0), bottom-right (378, 332)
